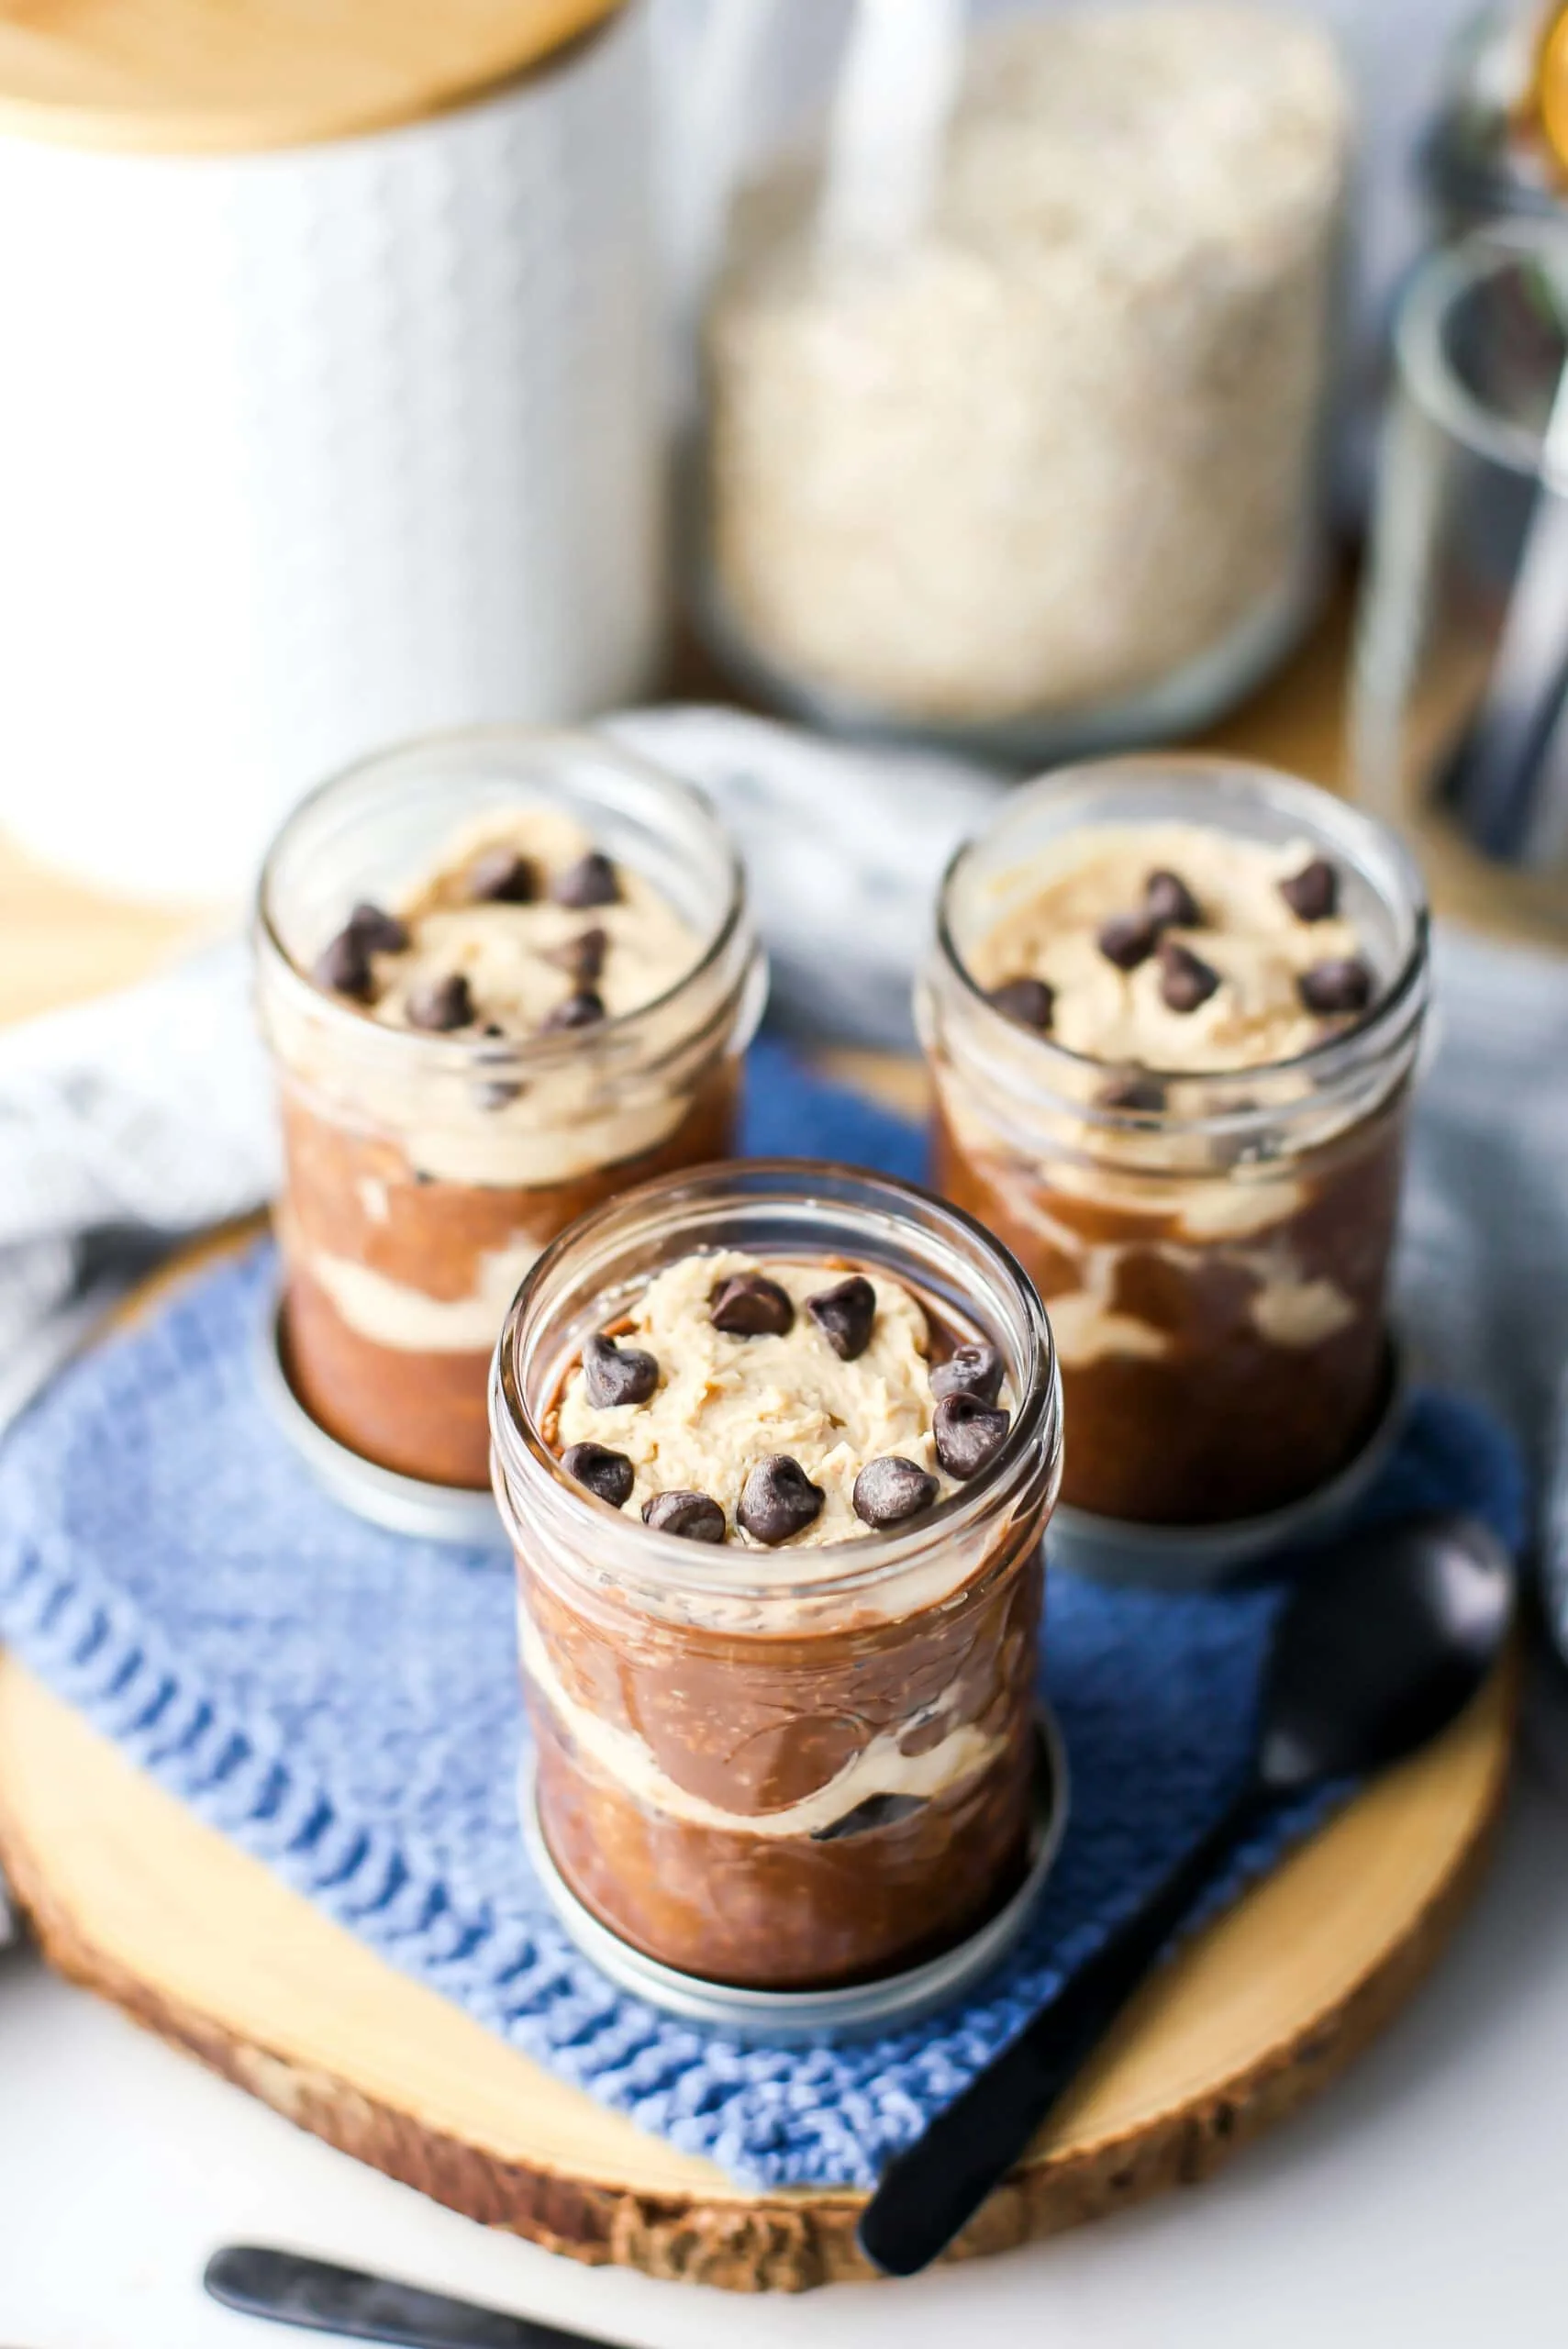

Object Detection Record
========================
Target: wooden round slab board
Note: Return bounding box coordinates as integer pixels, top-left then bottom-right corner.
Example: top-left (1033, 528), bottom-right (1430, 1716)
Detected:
top-left (0, 1230), bottom-right (1518, 2290)
top-left (0, 1623), bottom-right (1515, 2293)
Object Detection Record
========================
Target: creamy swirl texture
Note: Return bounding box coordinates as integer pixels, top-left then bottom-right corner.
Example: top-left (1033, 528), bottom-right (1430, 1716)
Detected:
top-left (967, 821), bottom-right (1372, 1073)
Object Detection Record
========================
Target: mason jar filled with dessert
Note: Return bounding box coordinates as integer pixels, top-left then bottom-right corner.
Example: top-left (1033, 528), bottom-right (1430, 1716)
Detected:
top-left (919, 757), bottom-right (1429, 1529)
top-left (491, 1161), bottom-right (1062, 1992)
top-left (256, 730), bottom-right (765, 1489)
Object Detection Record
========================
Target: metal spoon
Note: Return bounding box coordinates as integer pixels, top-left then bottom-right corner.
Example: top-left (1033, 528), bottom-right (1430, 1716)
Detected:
top-left (857, 1512), bottom-right (1516, 2278)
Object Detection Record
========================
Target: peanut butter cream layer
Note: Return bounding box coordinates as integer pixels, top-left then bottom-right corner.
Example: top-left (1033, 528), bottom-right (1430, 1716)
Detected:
top-left (968, 821), bottom-right (1373, 1073)
top-left (551, 1251), bottom-right (1012, 1550)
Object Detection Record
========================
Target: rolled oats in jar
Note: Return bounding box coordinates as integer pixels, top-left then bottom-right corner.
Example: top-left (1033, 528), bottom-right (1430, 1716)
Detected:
top-left (700, 3), bottom-right (1351, 758)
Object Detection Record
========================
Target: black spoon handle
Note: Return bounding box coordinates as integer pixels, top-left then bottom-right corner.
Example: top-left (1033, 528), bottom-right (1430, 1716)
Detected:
top-left (205, 2246), bottom-right (617, 2349)
top-left (857, 1783), bottom-right (1264, 2278)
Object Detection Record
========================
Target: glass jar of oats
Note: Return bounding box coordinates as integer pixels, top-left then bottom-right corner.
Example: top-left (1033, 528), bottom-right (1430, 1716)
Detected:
top-left (693, 1), bottom-right (1352, 761)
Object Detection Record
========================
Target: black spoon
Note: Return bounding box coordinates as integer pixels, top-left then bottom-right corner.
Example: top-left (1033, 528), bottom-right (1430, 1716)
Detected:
top-left (858, 1512), bottom-right (1516, 2278)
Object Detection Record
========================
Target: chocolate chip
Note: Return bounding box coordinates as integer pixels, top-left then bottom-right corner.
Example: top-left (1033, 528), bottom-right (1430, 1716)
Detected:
top-left (987, 976), bottom-right (1055, 1032)
top-left (475, 1081), bottom-right (522, 1113)
top-left (541, 987), bottom-right (606, 1032)
top-left (738, 1454), bottom-right (825, 1544)
top-left (406, 972), bottom-right (474, 1031)
top-left (553, 852), bottom-right (620, 909)
top-left (933, 1391), bottom-right (1010, 1481)
top-left (584, 1330), bottom-right (659, 1408)
top-left (709, 1273), bottom-right (795, 1338)
top-left (561, 1442), bottom-right (634, 1508)
top-left (1097, 911), bottom-right (1160, 971)
top-left (1298, 956), bottom-right (1373, 1015)
top-left (348, 901), bottom-right (410, 954)
top-left (1100, 1070), bottom-right (1168, 1114)
top-left (641, 1488), bottom-right (727, 1542)
top-left (810, 1792), bottom-right (927, 1842)
top-left (313, 927), bottom-right (374, 1001)
top-left (1158, 941), bottom-right (1220, 1013)
top-left (806, 1275), bottom-right (876, 1362)
top-left (853, 1455), bottom-right (940, 1528)
top-left (1145, 869), bottom-right (1202, 929)
top-left (466, 847), bottom-right (539, 904)
top-left (929, 1341), bottom-right (1004, 1408)
top-left (544, 926), bottom-right (608, 985)
top-left (1280, 858), bottom-right (1340, 922)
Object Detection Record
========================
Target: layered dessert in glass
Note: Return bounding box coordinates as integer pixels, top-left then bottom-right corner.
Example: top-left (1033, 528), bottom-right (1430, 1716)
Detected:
top-left (920, 758), bottom-right (1429, 1526)
top-left (491, 1162), bottom-right (1062, 1990)
top-left (256, 732), bottom-right (765, 1488)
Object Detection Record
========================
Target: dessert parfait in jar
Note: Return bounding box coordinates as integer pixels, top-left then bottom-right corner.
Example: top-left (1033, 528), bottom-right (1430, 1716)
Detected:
top-left (490, 1162), bottom-right (1062, 1993)
top-left (256, 731), bottom-right (765, 1490)
top-left (919, 757), bottom-right (1429, 1531)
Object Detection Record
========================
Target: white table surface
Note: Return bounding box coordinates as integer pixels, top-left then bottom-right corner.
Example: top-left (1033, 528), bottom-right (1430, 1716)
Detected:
top-left (3, 1756), bottom-right (1568, 2349)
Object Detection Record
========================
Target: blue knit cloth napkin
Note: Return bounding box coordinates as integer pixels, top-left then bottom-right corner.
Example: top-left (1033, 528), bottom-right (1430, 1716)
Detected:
top-left (0, 1043), bottom-right (1527, 2189)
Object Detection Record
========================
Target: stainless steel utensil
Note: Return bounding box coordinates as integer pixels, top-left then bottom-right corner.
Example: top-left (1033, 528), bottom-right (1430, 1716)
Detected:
top-left (857, 1511), bottom-right (1516, 2277)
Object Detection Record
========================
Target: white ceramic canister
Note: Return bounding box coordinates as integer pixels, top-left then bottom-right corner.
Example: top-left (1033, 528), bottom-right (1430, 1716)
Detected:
top-left (0, 0), bottom-right (668, 901)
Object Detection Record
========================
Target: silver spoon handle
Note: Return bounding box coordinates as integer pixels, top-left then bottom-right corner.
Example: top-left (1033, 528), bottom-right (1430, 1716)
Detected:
top-left (205, 2247), bottom-right (614, 2349)
top-left (856, 1784), bottom-right (1263, 2278)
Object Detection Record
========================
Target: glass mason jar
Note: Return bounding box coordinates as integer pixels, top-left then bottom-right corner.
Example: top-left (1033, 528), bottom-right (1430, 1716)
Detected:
top-left (684, 1), bottom-right (1350, 763)
top-left (919, 757), bottom-right (1430, 1529)
top-left (491, 1160), bottom-right (1062, 1992)
top-left (256, 729), bottom-right (766, 1490)
top-left (1353, 220), bottom-right (1568, 944)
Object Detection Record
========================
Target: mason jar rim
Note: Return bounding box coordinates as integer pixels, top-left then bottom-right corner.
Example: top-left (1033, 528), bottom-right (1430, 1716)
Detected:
top-left (489, 1157), bottom-right (1062, 1608)
top-left (254, 724), bottom-right (753, 1078)
top-left (931, 751), bottom-right (1430, 1124)
top-left (1395, 218), bottom-right (1568, 484)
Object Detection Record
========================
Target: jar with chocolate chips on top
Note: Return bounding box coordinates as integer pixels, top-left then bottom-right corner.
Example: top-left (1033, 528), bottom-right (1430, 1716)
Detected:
top-left (255, 731), bottom-right (766, 1489)
top-left (490, 1162), bottom-right (1062, 1992)
top-left (918, 756), bottom-right (1430, 1530)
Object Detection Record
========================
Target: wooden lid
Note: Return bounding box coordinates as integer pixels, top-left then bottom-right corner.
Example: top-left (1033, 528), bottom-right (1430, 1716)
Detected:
top-left (0, 0), bottom-right (627, 156)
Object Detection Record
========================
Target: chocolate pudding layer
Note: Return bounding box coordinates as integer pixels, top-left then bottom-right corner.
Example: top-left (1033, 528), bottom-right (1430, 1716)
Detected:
top-left (922, 763), bottom-right (1429, 1527)
top-left (492, 1166), bottom-right (1062, 1991)
top-left (257, 735), bottom-right (763, 1489)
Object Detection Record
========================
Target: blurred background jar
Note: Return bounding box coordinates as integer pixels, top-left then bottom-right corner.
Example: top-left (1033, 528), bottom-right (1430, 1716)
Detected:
top-left (1353, 217), bottom-right (1568, 941)
top-left (681, 0), bottom-right (1355, 764)
top-left (0, 0), bottom-right (669, 902)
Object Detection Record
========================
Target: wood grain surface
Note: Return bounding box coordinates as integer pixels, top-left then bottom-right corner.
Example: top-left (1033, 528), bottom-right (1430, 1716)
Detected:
top-left (0, 1643), bottom-right (1515, 2290)
top-left (0, 0), bottom-right (626, 156)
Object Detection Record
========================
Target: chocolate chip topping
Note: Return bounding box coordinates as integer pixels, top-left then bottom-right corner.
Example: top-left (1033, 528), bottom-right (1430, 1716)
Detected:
top-left (348, 901), bottom-right (410, 954)
top-left (541, 987), bottom-right (606, 1032)
top-left (806, 1275), bottom-right (876, 1363)
top-left (1100, 1070), bottom-right (1168, 1114)
top-left (929, 1341), bottom-right (1005, 1408)
top-left (1145, 868), bottom-right (1203, 929)
top-left (544, 926), bottom-right (608, 985)
top-left (1279, 857), bottom-right (1340, 922)
top-left (406, 972), bottom-right (475, 1031)
top-left (1158, 940), bottom-right (1220, 1013)
top-left (709, 1272), bottom-right (795, 1338)
top-left (852, 1455), bottom-right (940, 1528)
top-left (641, 1488), bottom-right (727, 1542)
top-left (313, 927), bottom-right (375, 1002)
top-left (1298, 956), bottom-right (1373, 1015)
top-left (933, 1391), bottom-right (1010, 1480)
top-left (561, 1442), bottom-right (635, 1508)
top-left (987, 975), bottom-right (1055, 1032)
top-left (465, 847), bottom-right (539, 904)
top-left (584, 1330), bottom-right (660, 1409)
top-left (1097, 910), bottom-right (1160, 971)
top-left (738, 1454), bottom-right (825, 1544)
top-left (553, 851), bottom-right (620, 909)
